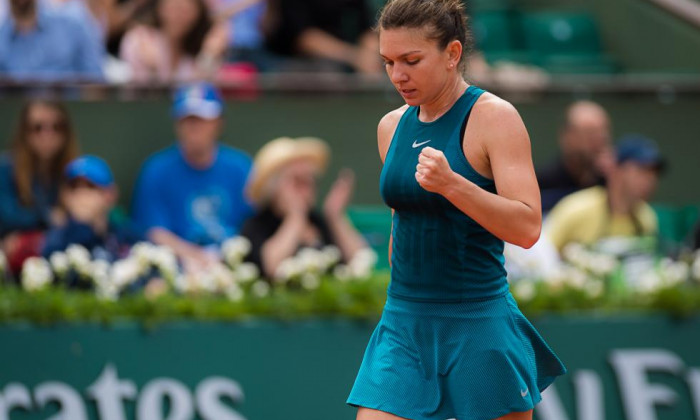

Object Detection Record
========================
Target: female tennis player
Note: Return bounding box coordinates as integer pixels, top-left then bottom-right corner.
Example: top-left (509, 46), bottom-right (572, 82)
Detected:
top-left (346, 1), bottom-right (567, 419)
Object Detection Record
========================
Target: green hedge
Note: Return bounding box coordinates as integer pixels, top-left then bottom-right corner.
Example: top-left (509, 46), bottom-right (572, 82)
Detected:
top-left (4, 272), bottom-right (700, 326)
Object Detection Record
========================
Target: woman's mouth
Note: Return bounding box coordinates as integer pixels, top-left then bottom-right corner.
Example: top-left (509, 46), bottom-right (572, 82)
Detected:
top-left (399, 88), bottom-right (417, 98)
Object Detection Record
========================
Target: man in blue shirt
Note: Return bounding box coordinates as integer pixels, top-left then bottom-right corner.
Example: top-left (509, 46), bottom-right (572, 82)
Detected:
top-left (0, 0), bottom-right (103, 81)
top-left (132, 82), bottom-right (253, 266)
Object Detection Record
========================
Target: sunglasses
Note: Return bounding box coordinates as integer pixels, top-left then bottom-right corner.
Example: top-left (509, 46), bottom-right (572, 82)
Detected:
top-left (29, 121), bottom-right (66, 133)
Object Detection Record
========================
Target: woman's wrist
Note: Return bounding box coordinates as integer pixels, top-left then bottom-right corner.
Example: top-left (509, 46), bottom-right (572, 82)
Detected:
top-left (442, 171), bottom-right (473, 201)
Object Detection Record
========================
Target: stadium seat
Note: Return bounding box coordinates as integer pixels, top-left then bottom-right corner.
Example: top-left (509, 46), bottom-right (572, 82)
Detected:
top-left (653, 204), bottom-right (700, 249)
top-left (471, 10), bottom-right (535, 65)
top-left (520, 12), bottom-right (618, 74)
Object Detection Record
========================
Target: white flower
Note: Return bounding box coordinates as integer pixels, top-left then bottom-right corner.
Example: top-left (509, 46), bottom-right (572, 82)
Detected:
top-left (131, 242), bottom-right (161, 273)
top-left (660, 259), bottom-right (689, 286)
top-left (66, 244), bottom-right (92, 276)
top-left (692, 256), bottom-right (700, 282)
top-left (333, 264), bottom-right (352, 282)
top-left (173, 273), bottom-right (190, 294)
top-left (21, 257), bottom-right (53, 292)
top-left (561, 243), bottom-right (586, 267)
top-left (235, 263), bottom-right (259, 283)
top-left (251, 280), bottom-right (270, 298)
top-left (110, 258), bottom-right (141, 289)
top-left (211, 263), bottom-right (236, 292)
top-left (564, 266), bottom-right (588, 289)
top-left (321, 245), bottom-right (342, 268)
top-left (90, 260), bottom-right (111, 285)
top-left (297, 248), bottom-right (324, 273)
top-left (275, 257), bottom-right (302, 282)
top-left (353, 248), bottom-right (378, 269)
top-left (96, 280), bottom-right (119, 301)
top-left (346, 248), bottom-right (378, 280)
top-left (301, 273), bottom-right (321, 290)
top-left (513, 280), bottom-right (536, 302)
top-left (222, 236), bottom-right (251, 266)
top-left (583, 280), bottom-right (604, 299)
top-left (49, 251), bottom-right (70, 275)
top-left (225, 283), bottom-right (245, 302)
top-left (637, 271), bottom-right (662, 294)
top-left (196, 270), bottom-right (218, 293)
top-left (151, 246), bottom-right (178, 279)
top-left (588, 254), bottom-right (619, 277)
top-left (0, 251), bottom-right (7, 273)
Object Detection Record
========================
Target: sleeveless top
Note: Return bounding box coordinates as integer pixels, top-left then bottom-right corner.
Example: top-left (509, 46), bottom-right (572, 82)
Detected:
top-left (380, 85), bottom-right (508, 302)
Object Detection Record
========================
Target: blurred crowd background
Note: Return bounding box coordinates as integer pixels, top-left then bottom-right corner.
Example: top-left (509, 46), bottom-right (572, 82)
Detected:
top-left (1, 0), bottom-right (699, 293)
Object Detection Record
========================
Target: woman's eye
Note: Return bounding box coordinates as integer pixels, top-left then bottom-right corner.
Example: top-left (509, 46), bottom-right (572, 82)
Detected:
top-left (406, 60), bottom-right (419, 65)
top-left (384, 61), bottom-right (393, 66)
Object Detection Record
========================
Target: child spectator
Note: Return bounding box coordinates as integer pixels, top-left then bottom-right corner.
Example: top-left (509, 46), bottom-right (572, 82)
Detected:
top-left (42, 155), bottom-right (142, 260)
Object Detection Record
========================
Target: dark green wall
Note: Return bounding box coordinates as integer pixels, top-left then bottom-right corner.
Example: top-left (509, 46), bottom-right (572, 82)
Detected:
top-left (1, 90), bottom-right (698, 209)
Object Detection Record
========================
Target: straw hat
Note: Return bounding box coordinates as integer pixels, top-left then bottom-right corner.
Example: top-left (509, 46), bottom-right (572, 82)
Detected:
top-left (247, 136), bottom-right (330, 204)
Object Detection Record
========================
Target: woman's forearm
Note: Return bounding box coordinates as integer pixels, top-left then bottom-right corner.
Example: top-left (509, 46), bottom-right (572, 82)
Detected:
top-left (443, 173), bottom-right (541, 248)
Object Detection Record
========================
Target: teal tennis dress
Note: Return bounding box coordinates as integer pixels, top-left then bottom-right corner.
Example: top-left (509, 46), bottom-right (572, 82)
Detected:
top-left (347, 86), bottom-right (566, 420)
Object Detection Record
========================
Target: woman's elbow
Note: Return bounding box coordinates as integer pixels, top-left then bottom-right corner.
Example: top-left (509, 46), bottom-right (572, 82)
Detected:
top-left (514, 223), bottom-right (541, 249)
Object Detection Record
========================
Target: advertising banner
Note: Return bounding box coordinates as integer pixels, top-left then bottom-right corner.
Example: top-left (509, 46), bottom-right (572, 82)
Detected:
top-left (1, 316), bottom-right (699, 420)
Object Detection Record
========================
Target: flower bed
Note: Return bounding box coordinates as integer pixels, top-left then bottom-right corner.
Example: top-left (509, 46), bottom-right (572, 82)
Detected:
top-left (4, 238), bottom-right (700, 324)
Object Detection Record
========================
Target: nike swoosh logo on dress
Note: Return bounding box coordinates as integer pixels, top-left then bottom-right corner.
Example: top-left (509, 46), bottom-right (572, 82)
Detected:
top-left (412, 139), bottom-right (432, 148)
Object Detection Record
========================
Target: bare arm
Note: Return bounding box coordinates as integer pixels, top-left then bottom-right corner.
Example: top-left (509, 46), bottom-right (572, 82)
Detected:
top-left (378, 107), bottom-right (407, 265)
top-left (415, 97), bottom-right (541, 248)
top-left (296, 29), bottom-right (380, 73)
top-left (149, 227), bottom-right (212, 262)
top-left (260, 212), bottom-right (307, 278)
top-left (323, 170), bottom-right (367, 262)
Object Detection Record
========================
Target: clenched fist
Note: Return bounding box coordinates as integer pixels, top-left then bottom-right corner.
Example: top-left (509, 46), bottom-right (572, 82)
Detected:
top-left (415, 147), bottom-right (456, 195)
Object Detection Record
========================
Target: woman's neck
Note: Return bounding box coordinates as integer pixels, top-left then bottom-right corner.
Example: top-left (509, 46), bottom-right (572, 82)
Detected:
top-left (418, 77), bottom-right (468, 122)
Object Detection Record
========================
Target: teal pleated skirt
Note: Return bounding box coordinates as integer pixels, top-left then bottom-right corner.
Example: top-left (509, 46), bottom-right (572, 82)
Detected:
top-left (347, 292), bottom-right (567, 420)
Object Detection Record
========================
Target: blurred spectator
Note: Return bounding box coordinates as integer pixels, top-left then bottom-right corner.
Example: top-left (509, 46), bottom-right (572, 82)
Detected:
top-left (537, 100), bottom-right (613, 212)
top-left (119, 0), bottom-right (229, 83)
top-left (45, 0), bottom-right (108, 57)
top-left (544, 135), bottom-right (664, 253)
top-left (104, 0), bottom-right (152, 56)
top-left (263, 0), bottom-right (381, 74)
top-left (132, 82), bottom-right (253, 268)
top-left (0, 100), bottom-right (79, 273)
top-left (0, 0), bottom-right (104, 81)
top-left (42, 155), bottom-right (142, 259)
top-left (242, 137), bottom-right (367, 278)
top-left (211, 0), bottom-right (265, 49)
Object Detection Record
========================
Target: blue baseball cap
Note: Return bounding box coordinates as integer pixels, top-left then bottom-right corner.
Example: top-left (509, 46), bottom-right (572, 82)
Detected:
top-left (64, 155), bottom-right (115, 188)
top-left (172, 82), bottom-right (223, 120)
top-left (616, 135), bottom-right (666, 172)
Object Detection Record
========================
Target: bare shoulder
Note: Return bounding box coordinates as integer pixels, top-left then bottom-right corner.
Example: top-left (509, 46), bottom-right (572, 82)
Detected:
top-left (378, 105), bottom-right (409, 163)
top-left (470, 92), bottom-right (526, 135)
